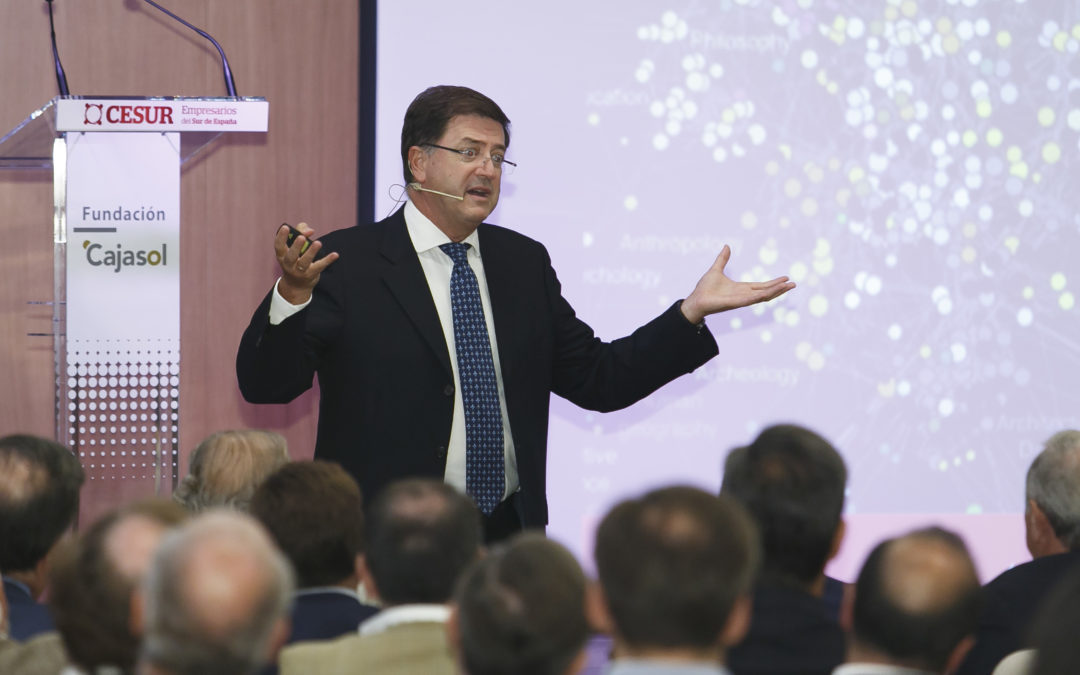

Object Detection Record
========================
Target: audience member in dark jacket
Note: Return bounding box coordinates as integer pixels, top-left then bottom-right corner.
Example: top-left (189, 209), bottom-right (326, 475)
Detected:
top-left (250, 461), bottom-right (379, 645)
top-left (958, 430), bottom-right (1080, 675)
top-left (721, 424), bottom-right (848, 675)
top-left (0, 435), bottom-right (85, 641)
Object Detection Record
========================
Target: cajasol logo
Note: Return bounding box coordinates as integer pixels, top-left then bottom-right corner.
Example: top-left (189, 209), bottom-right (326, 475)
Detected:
top-left (83, 240), bottom-right (168, 273)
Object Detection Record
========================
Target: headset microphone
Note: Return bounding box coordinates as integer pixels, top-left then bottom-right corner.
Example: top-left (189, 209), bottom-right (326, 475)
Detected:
top-left (407, 182), bottom-right (465, 201)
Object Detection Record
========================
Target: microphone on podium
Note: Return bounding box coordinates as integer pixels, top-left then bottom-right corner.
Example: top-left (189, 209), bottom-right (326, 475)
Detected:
top-left (136, 0), bottom-right (238, 96)
top-left (407, 182), bottom-right (464, 201)
top-left (44, 0), bottom-right (71, 96)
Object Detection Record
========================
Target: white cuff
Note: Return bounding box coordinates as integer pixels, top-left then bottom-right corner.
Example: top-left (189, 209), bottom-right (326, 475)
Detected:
top-left (269, 278), bottom-right (312, 325)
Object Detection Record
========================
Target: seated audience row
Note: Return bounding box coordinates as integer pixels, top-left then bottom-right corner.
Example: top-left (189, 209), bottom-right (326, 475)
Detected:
top-left (3, 426), bottom-right (1080, 675)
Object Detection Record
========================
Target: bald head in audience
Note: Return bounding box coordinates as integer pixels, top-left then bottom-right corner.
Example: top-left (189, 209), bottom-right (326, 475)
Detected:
top-left (49, 499), bottom-right (187, 675)
top-left (173, 429), bottom-right (289, 513)
top-left (137, 511), bottom-right (294, 675)
top-left (847, 527), bottom-right (982, 674)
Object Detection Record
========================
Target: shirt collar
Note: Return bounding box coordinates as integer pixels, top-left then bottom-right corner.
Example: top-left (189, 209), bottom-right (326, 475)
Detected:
top-left (294, 586), bottom-right (364, 601)
top-left (607, 660), bottom-right (731, 675)
top-left (358, 603), bottom-right (450, 636)
top-left (3, 577), bottom-right (32, 598)
top-left (403, 199), bottom-right (482, 257)
top-left (834, 664), bottom-right (935, 675)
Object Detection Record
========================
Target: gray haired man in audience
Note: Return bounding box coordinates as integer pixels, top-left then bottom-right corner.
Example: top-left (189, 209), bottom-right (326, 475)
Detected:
top-left (449, 533), bottom-right (590, 675)
top-left (958, 429), bottom-right (1080, 674)
top-left (172, 429), bottom-right (289, 513)
top-left (590, 486), bottom-right (759, 675)
top-left (136, 511), bottom-right (294, 675)
top-left (839, 527), bottom-right (982, 675)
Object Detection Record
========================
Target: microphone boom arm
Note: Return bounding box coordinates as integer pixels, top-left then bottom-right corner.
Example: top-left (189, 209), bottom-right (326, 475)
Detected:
top-left (140, 0), bottom-right (238, 96)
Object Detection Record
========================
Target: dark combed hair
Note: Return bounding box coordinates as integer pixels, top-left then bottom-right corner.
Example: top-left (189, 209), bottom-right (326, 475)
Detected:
top-left (400, 85), bottom-right (511, 184)
top-left (853, 527), bottom-right (982, 672)
top-left (48, 499), bottom-right (188, 674)
top-left (0, 434), bottom-right (85, 572)
top-left (455, 534), bottom-right (589, 675)
top-left (594, 486), bottom-right (759, 651)
top-left (720, 424), bottom-right (846, 588)
top-left (364, 479), bottom-right (481, 605)
top-left (250, 460), bottom-right (365, 588)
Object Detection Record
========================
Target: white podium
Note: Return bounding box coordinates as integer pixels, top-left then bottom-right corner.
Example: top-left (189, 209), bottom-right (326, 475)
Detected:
top-left (0, 96), bottom-right (267, 504)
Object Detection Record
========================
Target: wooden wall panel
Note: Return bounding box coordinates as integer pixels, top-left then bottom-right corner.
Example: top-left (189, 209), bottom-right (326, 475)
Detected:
top-left (0, 1), bottom-right (359, 521)
top-left (0, 2), bottom-right (69, 440)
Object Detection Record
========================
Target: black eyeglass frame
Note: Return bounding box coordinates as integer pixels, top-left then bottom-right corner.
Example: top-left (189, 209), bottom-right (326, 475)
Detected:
top-left (421, 143), bottom-right (517, 171)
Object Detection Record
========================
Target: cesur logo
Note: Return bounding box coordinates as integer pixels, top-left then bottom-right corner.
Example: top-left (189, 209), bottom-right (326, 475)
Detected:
top-left (83, 240), bottom-right (167, 273)
top-left (84, 104), bottom-right (104, 125)
top-left (83, 102), bottom-right (174, 126)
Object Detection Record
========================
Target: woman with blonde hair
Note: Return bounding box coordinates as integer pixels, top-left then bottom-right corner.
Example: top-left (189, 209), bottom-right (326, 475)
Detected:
top-left (173, 430), bottom-right (289, 513)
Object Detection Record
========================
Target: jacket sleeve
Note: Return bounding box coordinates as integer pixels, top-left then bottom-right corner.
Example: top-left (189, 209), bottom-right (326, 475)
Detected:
top-left (544, 251), bottom-right (719, 412)
top-left (236, 261), bottom-right (345, 404)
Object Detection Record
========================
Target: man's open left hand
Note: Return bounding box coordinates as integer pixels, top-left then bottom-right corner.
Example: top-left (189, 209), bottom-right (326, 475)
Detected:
top-left (680, 245), bottom-right (795, 324)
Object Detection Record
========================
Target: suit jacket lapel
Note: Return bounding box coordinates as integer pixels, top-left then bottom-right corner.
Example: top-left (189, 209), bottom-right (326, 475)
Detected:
top-left (378, 211), bottom-right (453, 377)
top-left (478, 226), bottom-right (523, 387)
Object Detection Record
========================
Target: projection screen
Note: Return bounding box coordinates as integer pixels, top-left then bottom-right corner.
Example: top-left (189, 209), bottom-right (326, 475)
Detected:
top-left (374, 0), bottom-right (1080, 579)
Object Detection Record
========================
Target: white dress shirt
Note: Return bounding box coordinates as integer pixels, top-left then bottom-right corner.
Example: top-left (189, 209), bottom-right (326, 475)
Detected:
top-left (268, 200), bottom-right (519, 501)
top-left (832, 664), bottom-right (936, 675)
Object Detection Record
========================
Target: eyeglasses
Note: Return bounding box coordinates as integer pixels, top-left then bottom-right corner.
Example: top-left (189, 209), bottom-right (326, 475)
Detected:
top-left (422, 143), bottom-right (517, 175)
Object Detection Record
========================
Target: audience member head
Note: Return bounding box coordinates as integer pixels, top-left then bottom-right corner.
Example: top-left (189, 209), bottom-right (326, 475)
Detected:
top-left (1024, 429), bottom-right (1080, 558)
top-left (451, 533), bottom-right (589, 675)
top-left (173, 429), bottom-right (289, 513)
top-left (138, 511), bottom-right (294, 675)
top-left (720, 424), bottom-right (847, 591)
top-left (848, 527), bottom-right (982, 673)
top-left (592, 486), bottom-right (759, 660)
top-left (400, 85), bottom-right (511, 184)
top-left (0, 434), bottom-right (84, 593)
top-left (250, 460), bottom-right (365, 589)
top-left (48, 499), bottom-right (187, 675)
top-left (363, 478), bottom-right (482, 606)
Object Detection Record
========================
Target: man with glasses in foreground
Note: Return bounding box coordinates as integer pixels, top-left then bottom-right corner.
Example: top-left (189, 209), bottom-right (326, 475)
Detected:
top-left (237, 85), bottom-right (794, 543)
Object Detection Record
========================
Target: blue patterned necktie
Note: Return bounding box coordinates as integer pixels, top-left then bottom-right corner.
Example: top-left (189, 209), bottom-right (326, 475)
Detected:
top-left (440, 242), bottom-right (505, 514)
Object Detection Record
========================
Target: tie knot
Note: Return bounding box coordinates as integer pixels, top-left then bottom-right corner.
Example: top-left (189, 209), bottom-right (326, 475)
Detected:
top-left (439, 242), bottom-right (471, 265)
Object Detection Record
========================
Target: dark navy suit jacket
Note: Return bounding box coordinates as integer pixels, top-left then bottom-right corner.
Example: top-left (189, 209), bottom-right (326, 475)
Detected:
top-left (957, 550), bottom-right (1080, 674)
top-left (286, 589), bottom-right (379, 645)
top-left (728, 583), bottom-right (846, 675)
top-left (237, 209), bottom-right (718, 524)
top-left (3, 578), bottom-right (54, 642)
